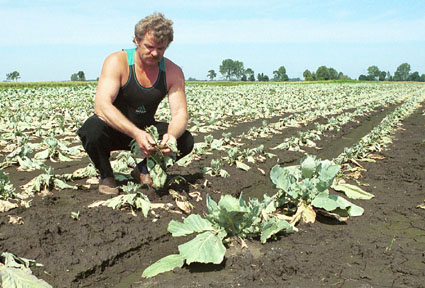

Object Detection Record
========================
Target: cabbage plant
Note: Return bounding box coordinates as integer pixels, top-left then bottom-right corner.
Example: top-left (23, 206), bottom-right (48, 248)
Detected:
top-left (142, 193), bottom-right (296, 278)
top-left (270, 155), bottom-right (364, 224)
top-left (131, 126), bottom-right (179, 189)
top-left (0, 171), bottom-right (16, 199)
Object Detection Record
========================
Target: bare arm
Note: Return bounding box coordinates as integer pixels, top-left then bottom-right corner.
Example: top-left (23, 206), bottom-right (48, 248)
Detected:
top-left (160, 60), bottom-right (188, 153)
top-left (94, 53), bottom-right (155, 156)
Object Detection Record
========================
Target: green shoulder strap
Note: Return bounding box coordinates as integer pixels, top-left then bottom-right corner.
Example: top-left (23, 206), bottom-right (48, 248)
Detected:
top-left (124, 48), bottom-right (135, 65)
top-left (159, 57), bottom-right (166, 72)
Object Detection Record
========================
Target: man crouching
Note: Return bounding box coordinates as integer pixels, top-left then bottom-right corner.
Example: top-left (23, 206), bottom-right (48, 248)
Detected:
top-left (77, 13), bottom-right (194, 195)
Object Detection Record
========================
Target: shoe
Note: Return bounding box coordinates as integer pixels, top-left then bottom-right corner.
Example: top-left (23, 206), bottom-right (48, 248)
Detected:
top-left (131, 166), bottom-right (153, 186)
top-left (99, 177), bottom-right (119, 195)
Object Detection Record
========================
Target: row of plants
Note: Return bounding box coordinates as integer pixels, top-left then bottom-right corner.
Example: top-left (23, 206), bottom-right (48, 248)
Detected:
top-left (141, 86), bottom-right (425, 278)
top-left (142, 154), bottom-right (371, 278)
top-left (0, 83), bottom-right (423, 286)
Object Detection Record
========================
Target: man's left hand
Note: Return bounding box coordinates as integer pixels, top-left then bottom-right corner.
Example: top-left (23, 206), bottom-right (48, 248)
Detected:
top-left (160, 133), bottom-right (176, 156)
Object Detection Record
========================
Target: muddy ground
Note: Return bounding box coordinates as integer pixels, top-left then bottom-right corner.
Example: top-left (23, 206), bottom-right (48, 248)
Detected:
top-left (1, 102), bottom-right (424, 288)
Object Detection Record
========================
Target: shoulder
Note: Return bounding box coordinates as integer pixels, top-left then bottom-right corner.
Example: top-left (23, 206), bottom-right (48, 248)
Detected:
top-left (164, 58), bottom-right (184, 85)
top-left (102, 51), bottom-right (128, 72)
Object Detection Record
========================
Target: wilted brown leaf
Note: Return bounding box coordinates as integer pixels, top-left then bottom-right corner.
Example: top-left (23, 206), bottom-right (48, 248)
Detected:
top-left (0, 200), bottom-right (18, 213)
top-left (8, 215), bottom-right (24, 225)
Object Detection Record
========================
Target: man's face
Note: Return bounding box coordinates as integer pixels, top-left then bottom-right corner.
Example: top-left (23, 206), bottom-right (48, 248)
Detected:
top-left (136, 31), bottom-right (168, 66)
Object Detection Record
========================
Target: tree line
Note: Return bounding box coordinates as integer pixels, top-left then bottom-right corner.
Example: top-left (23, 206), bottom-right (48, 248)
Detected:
top-left (358, 63), bottom-right (425, 82)
top-left (206, 59), bottom-right (425, 82)
top-left (207, 59), bottom-right (293, 82)
top-left (5, 71), bottom-right (21, 82)
top-left (2, 71), bottom-right (87, 82)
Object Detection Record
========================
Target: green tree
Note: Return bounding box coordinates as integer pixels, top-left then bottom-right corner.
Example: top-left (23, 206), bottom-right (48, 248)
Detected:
top-left (378, 71), bottom-right (387, 81)
top-left (408, 71), bottom-right (421, 82)
top-left (328, 68), bottom-right (338, 80)
top-left (234, 61), bottom-right (245, 80)
top-left (207, 70), bottom-right (217, 81)
top-left (394, 63), bottom-right (411, 81)
top-left (77, 71), bottom-right (86, 81)
top-left (244, 68), bottom-right (255, 81)
top-left (303, 69), bottom-right (313, 81)
top-left (273, 66), bottom-right (289, 81)
top-left (316, 66), bottom-right (330, 80)
top-left (367, 65), bottom-right (380, 81)
top-left (71, 71), bottom-right (86, 81)
top-left (219, 59), bottom-right (244, 80)
top-left (257, 73), bottom-right (269, 81)
top-left (338, 72), bottom-right (350, 80)
top-left (420, 74), bottom-right (425, 82)
top-left (71, 73), bottom-right (79, 81)
top-left (6, 71), bottom-right (20, 82)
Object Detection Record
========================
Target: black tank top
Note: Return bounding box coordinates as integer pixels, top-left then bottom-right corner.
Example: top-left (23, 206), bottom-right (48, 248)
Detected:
top-left (113, 48), bottom-right (167, 128)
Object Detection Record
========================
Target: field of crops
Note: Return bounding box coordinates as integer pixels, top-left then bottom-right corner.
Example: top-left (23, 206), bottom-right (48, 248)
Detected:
top-left (1, 82), bottom-right (424, 287)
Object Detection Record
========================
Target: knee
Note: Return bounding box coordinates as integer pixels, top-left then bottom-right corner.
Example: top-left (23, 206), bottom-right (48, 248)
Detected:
top-left (177, 130), bottom-right (194, 157)
top-left (77, 115), bottom-right (108, 148)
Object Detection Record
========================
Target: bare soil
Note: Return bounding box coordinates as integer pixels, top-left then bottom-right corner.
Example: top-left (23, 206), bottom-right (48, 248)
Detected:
top-left (1, 102), bottom-right (424, 288)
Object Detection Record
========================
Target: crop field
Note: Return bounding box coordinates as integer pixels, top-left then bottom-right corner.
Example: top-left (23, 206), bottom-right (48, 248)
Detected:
top-left (1, 82), bottom-right (425, 287)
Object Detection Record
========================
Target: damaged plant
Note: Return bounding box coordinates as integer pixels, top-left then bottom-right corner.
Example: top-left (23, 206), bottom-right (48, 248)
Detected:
top-left (131, 126), bottom-right (179, 189)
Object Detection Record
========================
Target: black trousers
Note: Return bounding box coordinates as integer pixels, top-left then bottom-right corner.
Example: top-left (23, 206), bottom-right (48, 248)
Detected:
top-left (77, 114), bottom-right (194, 178)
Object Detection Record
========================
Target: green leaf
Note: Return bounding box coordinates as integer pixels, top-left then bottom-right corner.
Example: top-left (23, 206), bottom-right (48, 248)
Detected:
top-left (147, 159), bottom-right (167, 188)
top-left (53, 179), bottom-right (77, 190)
top-left (168, 214), bottom-right (214, 237)
top-left (210, 139), bottom-right (223, 150)
top-left (317, 161), bottom-right (340, 191)
top-left (260, 218), bottom-right (296, 243)
top-left (1, 253), bottom-right (42, 269)
top-left (236, 161), bottom-right (250, 171)
top-left (178, 231), bottom-right (226, 264)
top-left (100, 193), bottom-right (151, 217)
top-left (219, 169), bottom-right (230, 178)
top-left (336, 196), bottom-right (364, 216)
top-left (206, 194), bottom-right (219, 214)
top-left (270, 165), bottom-right (291, 190)
top-left (34, 149), bottom-right (49, 160)
top-left (145, 126), bottom-right (159, 142)
top-left (311, 192), bottom-right (364, 216)
top-left (0, 265), bottom-right (53, 288)
top-left (167, 139), bottom-right (178, 153)
top-left (218, 194), bottom-right (246, 212)
top-left (102, 196), bottom-right (123, 209)
top-left (331, 183), bottom-right (374, 200)
top-left (133, 194), bottom-right (151, 217)
top-left (311, 192), bottom-right (338, 211)
top-left (58, 152), bottom-right (73, 162)
top-left (301, 155), bottom-right (317, 178)
top-left (142, 254), bottom-right (184, 278)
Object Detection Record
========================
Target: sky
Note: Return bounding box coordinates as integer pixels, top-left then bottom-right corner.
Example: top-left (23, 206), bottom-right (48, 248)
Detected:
top-left (1, 0), bottom-right (424, 82)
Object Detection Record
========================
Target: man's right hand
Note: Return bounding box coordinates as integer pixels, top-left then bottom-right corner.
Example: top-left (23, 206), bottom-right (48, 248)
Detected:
top-left (135, 130), bottom-right (157, 157)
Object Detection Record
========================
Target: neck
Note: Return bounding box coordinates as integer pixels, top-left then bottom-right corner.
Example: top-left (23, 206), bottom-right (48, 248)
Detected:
top-left (135, 48), bottom-right (160, 71)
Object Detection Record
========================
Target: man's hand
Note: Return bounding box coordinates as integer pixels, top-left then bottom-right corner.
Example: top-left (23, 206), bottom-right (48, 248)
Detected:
top-left (160, 133), bottom-right (176, 156)
top-left (135, 130), bottom-right (156, 157)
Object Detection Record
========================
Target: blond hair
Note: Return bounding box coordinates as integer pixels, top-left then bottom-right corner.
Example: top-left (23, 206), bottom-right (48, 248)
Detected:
top-left (134, 12), bottom-right (174, 45)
